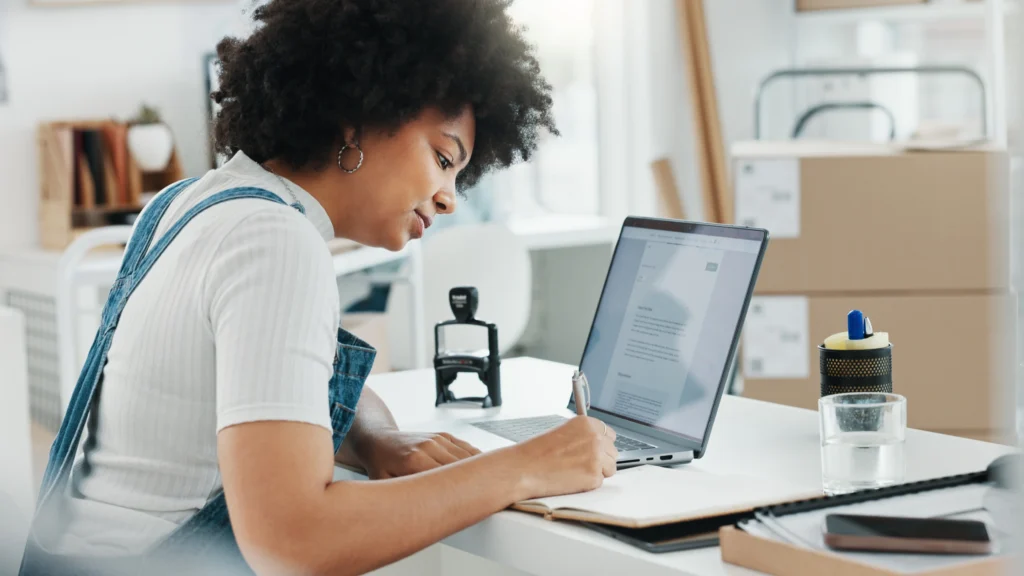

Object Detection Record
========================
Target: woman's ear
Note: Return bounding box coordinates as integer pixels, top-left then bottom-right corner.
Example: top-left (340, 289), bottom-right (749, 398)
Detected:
top-left (342, 126), bottom-right (360, 146)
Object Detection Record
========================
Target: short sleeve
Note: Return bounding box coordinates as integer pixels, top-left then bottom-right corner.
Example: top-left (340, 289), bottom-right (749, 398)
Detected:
top-left (204, 207), bottom-right (339, 433)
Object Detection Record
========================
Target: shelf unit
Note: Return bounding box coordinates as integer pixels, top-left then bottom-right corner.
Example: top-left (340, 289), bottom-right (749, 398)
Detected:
top-left (791, 0), bottom-right (1012, 145)
top-left (38, 120), bottom-right (184, 250)
top-left (795, 1), bottom-right (999, 25)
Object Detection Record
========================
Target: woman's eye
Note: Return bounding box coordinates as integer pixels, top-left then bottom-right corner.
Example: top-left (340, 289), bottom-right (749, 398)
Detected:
top-left (437, 151), bottom-right (452, 170)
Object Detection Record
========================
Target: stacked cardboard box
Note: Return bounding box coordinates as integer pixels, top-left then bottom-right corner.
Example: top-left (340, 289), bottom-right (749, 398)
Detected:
top-left (734, 141), bottom-right (1015, 443)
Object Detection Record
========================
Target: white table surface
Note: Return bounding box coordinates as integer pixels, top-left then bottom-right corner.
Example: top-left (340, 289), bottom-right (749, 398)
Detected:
top-left (361, 357), bottom-right (1014, 576)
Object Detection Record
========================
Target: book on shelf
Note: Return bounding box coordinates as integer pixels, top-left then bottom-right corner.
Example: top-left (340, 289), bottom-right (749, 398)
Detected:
top-left (79, 129), bottom-right (108, 207)
top-left (39, 119), bottom-right (184, 249)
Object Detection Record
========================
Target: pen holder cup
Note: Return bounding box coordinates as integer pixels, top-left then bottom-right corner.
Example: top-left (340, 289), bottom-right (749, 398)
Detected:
top-left (819, 344), bottom-right (893, 432)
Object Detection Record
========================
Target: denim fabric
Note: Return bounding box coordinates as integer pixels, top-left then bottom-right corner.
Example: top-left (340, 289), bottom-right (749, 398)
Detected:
top-left (330, 329), bottom-right (375, 452)
top-left (20, 179), bottom-right (374, 575)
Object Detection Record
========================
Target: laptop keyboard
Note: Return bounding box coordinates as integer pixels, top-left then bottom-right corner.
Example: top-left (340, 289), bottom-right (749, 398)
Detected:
top-left (472, 415), bottom-right (658, 453)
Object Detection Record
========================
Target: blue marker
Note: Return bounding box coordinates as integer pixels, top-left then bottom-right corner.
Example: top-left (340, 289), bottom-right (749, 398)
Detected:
top-left (847, 309), bottom-right (865, 340)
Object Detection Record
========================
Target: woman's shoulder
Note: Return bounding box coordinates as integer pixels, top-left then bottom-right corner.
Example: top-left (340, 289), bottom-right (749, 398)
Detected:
top-left (176, 170), bottom-right (336, 292)
top-left (174, 166), bottom-right (321, 246)
top-left (186, 159), bottom-right (294, 212)
top-left (200, 199), bottom-right (339, 317)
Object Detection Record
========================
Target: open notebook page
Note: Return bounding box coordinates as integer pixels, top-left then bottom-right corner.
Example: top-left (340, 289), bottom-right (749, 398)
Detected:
top-left (516, 465), bottom-right (814, 528)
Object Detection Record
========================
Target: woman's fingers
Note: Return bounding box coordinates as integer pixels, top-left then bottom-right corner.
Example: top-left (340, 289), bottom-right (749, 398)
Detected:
top-left (420, 439), bottom-right (461, 466)
top-left (440, 433), bottom-right (482, 456)
top-left (436, 436), bottom-right (474, 460)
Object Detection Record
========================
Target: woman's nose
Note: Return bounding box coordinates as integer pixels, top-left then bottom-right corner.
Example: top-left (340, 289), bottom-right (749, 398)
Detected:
top-left (434, 188), bottom-right (456, 215)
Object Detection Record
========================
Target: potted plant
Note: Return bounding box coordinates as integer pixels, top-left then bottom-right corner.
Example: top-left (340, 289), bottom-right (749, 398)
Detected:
top-left (126, 104), bottom-right (174, 172)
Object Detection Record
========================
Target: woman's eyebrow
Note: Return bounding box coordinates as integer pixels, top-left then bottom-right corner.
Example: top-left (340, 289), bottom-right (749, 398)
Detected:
top-left (442, 132), bottom-right (468, 164)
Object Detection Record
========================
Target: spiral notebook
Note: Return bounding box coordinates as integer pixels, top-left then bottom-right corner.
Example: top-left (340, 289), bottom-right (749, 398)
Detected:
top-left (722, 469), bottom-right (1011, 575)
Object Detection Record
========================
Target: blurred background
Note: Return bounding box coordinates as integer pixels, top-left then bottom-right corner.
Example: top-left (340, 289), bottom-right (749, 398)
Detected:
top-left (0, 0), bottom-right (1022, 573)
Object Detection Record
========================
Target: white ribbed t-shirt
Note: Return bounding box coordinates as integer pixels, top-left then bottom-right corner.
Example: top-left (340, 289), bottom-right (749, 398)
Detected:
top-left (55, 151), bottom-right (340, 556)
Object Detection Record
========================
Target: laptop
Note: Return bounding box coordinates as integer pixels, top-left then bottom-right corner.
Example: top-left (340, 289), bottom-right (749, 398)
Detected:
top-left (462, 217), bottom-right (769, 468)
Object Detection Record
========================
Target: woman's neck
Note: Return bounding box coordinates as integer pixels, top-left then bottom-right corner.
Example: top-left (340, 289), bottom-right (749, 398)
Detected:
top-left (262, 159), bottom-right (355, 238)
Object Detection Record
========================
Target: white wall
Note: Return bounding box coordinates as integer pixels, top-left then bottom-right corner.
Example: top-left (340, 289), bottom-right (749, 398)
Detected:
top-left (598, 0), bottom-right (795, 223)
top-left (0, 0), bottom-right (240, 250)
top-left (0, 0), bottom-right (796, 249)
top-left (0, 306), bottom-right (31, 574)
top-left (705, 0), bottom-right (797, 150)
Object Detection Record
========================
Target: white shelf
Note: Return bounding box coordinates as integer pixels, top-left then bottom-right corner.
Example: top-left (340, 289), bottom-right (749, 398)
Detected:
top-left (504, 214), bottom-right (619, 250)
top-left (0, 216), bottom-right (620, 296)
top-left (331, 244), bottom-right (409, 277)
top-left (0, 245), bottom-right (413, 296)
top-left (794, 1), bottom-right (992, 26)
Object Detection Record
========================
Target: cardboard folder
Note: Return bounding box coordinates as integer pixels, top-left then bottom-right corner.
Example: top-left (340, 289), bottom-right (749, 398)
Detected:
top-left (720, 526), bottom-right (1010, 576)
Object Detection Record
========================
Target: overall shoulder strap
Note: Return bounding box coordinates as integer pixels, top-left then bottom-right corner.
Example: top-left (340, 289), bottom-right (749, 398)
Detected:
top-left (37, 185), bottom-right (297, 503)
top-left (131, 187), bottom-right (294, 286)
top-left (118, 178), bottom-right (199, 278)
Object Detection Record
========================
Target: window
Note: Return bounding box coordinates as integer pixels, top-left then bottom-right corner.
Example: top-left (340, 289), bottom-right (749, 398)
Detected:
top-left (479, 0), bottom-right (601, 219)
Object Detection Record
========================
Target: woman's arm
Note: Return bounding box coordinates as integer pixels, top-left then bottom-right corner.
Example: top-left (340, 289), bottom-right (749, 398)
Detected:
top-left (334, 387), bottom-right (481, 479)
top-left (219, 416), bottom-right (615, 576)
top-left (333, 386), bottom-right (394, 469)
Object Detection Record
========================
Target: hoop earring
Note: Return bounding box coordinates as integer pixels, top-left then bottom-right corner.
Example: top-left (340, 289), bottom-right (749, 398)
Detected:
top-left (337, 144), bottom-right (364, 174)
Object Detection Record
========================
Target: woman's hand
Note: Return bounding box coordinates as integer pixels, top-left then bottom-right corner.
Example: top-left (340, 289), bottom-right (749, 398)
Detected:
top-left (510, 416), bottom-right (618, 500)
top-left (362, 430), bottom-right (482, 479)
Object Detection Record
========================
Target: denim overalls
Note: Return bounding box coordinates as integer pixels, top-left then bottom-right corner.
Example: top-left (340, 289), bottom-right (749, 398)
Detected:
top-left (20, 179), bottom-right (375, 576)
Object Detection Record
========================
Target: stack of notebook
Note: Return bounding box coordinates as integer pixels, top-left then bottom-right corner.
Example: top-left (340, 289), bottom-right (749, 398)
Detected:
top-left (722, 470), bottom-right (1012, 575)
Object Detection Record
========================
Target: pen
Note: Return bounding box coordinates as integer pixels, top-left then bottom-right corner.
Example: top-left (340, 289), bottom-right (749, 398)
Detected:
top-left (572, 369), bottom-right (589, 417)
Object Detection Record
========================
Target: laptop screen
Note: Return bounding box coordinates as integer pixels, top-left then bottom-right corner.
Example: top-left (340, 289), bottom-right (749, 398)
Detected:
top-left (577, 222), bottom-right (764, 444)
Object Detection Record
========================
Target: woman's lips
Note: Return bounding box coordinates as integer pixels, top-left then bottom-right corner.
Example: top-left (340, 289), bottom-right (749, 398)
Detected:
top-left (415, 210), bottom-right (434, 230)
top-left (412, 210), bottom-right (432, 239)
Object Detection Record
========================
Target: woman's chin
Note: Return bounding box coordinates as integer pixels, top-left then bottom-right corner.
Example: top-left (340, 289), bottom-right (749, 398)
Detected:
top-left (347, 227), bottom-right (409, 252)
top-left (380, 232), bottom-right (410, 252)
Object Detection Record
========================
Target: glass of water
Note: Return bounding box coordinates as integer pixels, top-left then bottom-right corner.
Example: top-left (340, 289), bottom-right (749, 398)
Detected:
top-left (819, 393), bottom-right (906, 495)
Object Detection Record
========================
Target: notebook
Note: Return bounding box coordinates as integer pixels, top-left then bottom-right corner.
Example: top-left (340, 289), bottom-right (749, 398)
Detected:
top-left (513, 465), bottom-right (815, 529)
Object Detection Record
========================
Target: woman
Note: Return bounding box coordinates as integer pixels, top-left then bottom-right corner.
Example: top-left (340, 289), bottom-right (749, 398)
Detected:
top-left (21, 1), bottom-right (617, 575)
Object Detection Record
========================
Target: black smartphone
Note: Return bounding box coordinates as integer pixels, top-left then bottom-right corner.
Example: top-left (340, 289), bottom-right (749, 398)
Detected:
top-left (824, 514), bottom-right (993, 555)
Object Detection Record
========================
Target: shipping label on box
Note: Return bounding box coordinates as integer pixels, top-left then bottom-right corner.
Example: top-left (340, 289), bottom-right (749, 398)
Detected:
top-left (735, 158), bottom-right (800, 238)
top-left (743, 296), bottom-right (809, 379)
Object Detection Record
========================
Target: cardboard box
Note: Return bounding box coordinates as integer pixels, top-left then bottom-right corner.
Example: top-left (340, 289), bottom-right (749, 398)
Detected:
top-left (741, 292), bottom-right (1015, 432)
top-left (796, 0), bottom-right (926, 11)
top-left (732, 141), bottom-right (1008, 294)
top-left (341, 313), bottom-right (390, 374)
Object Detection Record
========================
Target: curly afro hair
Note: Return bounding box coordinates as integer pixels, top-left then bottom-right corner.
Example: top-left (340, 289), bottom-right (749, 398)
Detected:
top-left (212, 0), bottom-right (558, 189)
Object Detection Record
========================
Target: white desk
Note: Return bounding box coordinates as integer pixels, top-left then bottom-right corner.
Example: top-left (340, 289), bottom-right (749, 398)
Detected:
top-left (362, 357), bottom-right (1013, 576)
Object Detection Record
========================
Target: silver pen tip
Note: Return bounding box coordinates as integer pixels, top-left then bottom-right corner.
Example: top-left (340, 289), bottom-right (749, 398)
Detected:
top-left (864, 317), bottom-right (874, 336)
